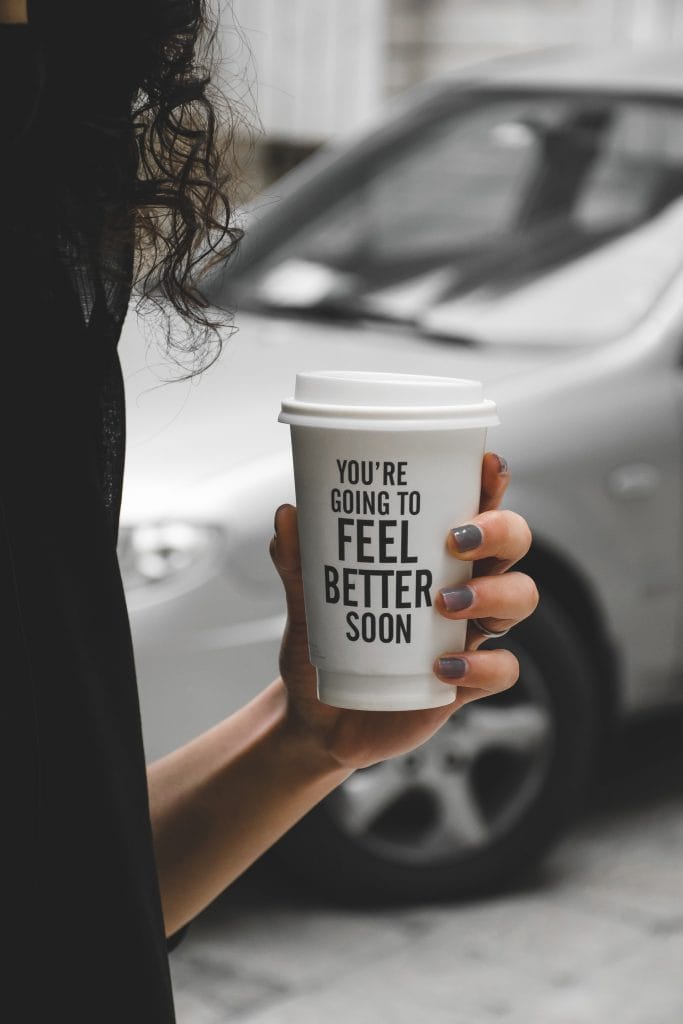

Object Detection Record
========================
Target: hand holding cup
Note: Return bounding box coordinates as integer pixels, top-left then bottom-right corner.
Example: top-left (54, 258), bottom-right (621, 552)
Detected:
top-left (270, 452), bottom-right (538, 772)
top-left (278, 370), bottom-right (502, 712)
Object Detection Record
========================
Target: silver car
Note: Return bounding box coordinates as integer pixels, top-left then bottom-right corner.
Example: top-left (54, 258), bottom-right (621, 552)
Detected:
top-left (118, 48), bottom-right (683, 902)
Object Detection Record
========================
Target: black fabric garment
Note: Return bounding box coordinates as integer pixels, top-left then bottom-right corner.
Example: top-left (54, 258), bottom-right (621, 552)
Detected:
top-left (2, 8), bottom-right (178, 1020)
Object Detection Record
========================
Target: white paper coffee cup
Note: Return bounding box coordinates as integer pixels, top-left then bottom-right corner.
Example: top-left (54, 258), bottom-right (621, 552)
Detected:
top-left (279, 371), bottom-right (499, 711)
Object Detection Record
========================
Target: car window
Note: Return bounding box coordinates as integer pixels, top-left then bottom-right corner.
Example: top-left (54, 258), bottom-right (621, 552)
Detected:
top-left (576, 103), bottom-right (683, 229)
top-left (283, 98), bottom-right (569, 273)
top-left (234, 91), bottom-right (683, 342)
top-left (365, 102), bottom-right (550, 260)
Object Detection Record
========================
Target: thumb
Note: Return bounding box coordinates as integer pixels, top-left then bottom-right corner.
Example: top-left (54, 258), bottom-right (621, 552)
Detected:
top-left (269, 503), bottom-right (307, 622)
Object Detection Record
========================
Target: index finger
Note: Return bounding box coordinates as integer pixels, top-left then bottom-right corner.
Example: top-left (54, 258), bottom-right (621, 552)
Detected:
top-left (479, 452), bottom-right (510, 513)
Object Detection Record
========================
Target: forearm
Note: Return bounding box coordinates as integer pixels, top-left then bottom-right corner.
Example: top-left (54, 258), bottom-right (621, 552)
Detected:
top-left (0, 1), bottom-right (27, 23)
top-left (147, 678), bottom-right (352, 937)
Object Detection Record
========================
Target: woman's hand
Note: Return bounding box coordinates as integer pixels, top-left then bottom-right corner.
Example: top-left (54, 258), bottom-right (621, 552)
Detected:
top-left (270, 452), bottom-right (538, 772)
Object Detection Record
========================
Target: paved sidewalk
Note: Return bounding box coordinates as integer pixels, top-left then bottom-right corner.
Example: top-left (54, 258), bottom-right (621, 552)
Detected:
top-left (170, 710), bottom-right (683, 1024)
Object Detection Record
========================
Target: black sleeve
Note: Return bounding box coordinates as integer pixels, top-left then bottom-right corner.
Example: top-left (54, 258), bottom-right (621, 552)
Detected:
top-left (0, 21), bottom-right (45, 143)
top-left (166, 924), bottom-right (191, 953)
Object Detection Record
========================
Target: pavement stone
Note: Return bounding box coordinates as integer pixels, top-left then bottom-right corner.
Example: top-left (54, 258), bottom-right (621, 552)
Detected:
top-left (169, 711), bottom-right (683, 1023)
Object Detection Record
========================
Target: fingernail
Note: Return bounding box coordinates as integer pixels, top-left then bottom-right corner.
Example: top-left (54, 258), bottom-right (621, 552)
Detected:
top-left (436, 656), bottom-right (468, 679)
top-left (439, 585), bottom-right (474, 612)
top-left (450, 524), bottom-right (483, 553)
top-left (495, 454), bottom-right (509, 474)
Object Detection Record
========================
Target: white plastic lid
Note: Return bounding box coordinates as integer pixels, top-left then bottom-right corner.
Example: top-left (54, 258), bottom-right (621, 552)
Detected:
top-left (279, 370), bottom-right (499, 431)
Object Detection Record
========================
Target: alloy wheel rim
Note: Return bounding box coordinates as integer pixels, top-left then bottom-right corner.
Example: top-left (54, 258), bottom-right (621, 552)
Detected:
top-left (325, 642), bottom-right (555, 866)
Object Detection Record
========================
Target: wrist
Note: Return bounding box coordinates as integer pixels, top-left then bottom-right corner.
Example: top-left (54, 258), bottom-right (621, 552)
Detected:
top-left (269, 677), bottom-right (355, 784)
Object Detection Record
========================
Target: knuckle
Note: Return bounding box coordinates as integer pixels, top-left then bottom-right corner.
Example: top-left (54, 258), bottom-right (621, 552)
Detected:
top-left (522, 573), bottom-right (540, 610)
top-left (478, 508), bottom-right (503, 532)
top-left (510, 510), bottom-right (533, 550)
top-left (481, 509), bottom-right (532, 554)
top-left (501, 650), bottom-right (520, 688)
top-left (530, 580), bottom-right (541, 610)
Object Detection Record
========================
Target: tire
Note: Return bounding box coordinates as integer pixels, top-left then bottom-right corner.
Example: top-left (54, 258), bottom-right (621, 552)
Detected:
top-left (272, 591), bottom-right (603, 905)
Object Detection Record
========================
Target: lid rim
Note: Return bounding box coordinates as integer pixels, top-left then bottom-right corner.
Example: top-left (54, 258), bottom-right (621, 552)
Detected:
top-left (280, 397), bottom-right (498, 418)
top-left (279, 404), bottom-right (499, 431)
top-left (281, 398), bottom-right (497, 411)
top-left (291, 370), bottom-right (488, 410)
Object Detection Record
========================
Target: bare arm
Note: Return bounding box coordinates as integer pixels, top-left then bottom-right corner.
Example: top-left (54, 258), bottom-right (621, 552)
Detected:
top-left (148, 454), bottom-right (537, 938)
top-left (147, 678), bottom-right (351, 938)
top-left (0, 1), bottom-right (27, 23)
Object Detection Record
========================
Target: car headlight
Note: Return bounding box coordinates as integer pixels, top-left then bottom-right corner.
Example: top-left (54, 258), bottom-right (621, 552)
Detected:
top-left (117, 520), bottom-right (225, 592)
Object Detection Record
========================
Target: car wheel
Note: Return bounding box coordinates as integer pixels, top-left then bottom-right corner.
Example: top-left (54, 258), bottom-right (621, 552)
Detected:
top-left (272, 591), bottom-right (602, 904)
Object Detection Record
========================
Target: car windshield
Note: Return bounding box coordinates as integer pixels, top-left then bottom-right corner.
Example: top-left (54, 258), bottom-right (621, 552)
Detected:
top-left (221, 90), bottom-right (683, 345)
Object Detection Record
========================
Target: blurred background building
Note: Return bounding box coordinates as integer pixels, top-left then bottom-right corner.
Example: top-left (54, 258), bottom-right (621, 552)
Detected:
top-left (229, 0), bottom-right (683, 192)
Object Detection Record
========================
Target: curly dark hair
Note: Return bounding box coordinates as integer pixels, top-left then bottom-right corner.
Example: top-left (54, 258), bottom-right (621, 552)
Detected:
top-left (129, 0), bottom-right (245, 380)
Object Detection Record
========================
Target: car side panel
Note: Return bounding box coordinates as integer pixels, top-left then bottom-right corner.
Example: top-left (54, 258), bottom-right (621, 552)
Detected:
top-left (498, 358), bottom-right (682, 714)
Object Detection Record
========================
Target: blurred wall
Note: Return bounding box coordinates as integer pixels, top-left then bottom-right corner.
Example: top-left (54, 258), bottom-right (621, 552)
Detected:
top-left (390, 0), bottom-right (683, 93)
top-left (230, 0), bottom-right (386, 144)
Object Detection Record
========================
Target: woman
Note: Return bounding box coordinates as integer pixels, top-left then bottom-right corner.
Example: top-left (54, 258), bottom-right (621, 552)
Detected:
top-left (1, 1), bottom-right (539, 1020)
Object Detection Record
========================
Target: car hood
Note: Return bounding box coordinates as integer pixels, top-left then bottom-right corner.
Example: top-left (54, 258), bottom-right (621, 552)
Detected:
top-left (118, 309), bottom-right (580, 522)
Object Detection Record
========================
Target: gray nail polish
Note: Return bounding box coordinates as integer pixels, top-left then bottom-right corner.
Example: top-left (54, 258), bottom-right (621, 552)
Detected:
top-left (450, 524), bottom-right (483, 553)
top-left (437, 657), bottom-right (468, 679)
top-left (440, 585), bottom-right (474, 612)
